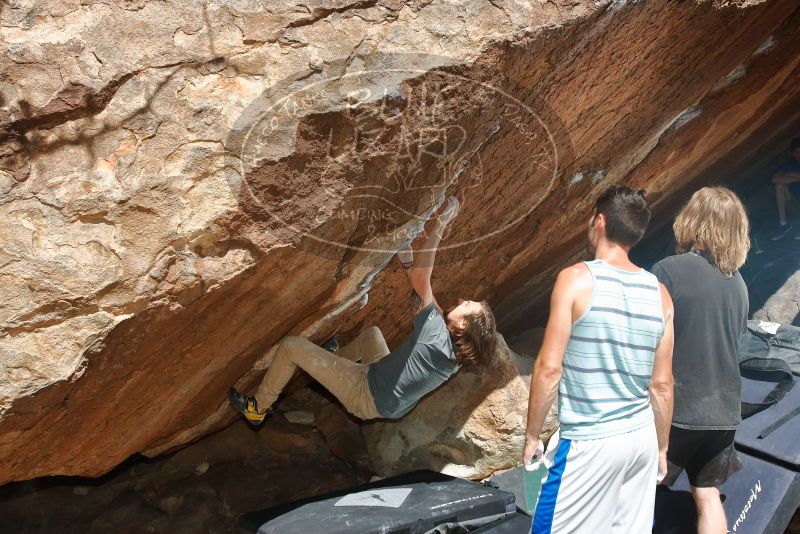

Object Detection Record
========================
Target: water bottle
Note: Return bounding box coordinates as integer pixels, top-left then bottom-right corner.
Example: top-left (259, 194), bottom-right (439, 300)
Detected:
top-left (522, 441), bottom-right (547, 515)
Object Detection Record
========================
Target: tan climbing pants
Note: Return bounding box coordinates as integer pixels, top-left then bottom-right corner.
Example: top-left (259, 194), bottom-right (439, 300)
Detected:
top-left (254, 326), bottom-right (390, 420)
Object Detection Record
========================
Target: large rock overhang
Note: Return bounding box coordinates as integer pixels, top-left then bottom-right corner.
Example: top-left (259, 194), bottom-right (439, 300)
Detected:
top-left (0, 0), bottom-right (798, 483)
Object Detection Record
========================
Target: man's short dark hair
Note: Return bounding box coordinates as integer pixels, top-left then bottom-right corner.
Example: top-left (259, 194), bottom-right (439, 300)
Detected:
top-left (594, 186), bottom-right (650, 247)
top-left (790, 137), bottom-right (800, 151)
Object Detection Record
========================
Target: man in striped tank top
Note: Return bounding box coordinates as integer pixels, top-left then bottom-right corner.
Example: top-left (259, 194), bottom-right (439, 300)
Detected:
top-left (523, 186), bottom-right (675, 533)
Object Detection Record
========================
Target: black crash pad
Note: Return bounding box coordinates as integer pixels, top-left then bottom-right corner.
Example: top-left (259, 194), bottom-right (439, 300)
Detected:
top-left (487, 465), bottom-right (547, 517)
top-left (654, 451), bottom-right (800, 534)
top-left (470, 512), bottom-right (531, 533)
top-left (737, 376), bottom-right (800, 469)
top-left (239, 470), bottom-right (516, 534)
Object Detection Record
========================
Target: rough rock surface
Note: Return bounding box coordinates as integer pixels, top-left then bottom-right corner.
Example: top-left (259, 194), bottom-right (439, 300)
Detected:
top-left (315, 402), bottom-right (374, 475)
top-left (742, 187), bottom-right (800, 326)
top-left (363, 334), bottom-right (556, 480)
top-left (1, 0), bottom-right (800, 483)
top-left (0, 387), bottom-right (367, 533)
top-left (755, 266), bottom-right (800, 326)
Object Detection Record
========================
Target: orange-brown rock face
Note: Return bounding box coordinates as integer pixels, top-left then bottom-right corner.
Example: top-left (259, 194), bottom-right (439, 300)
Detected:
top-left (1, 0), bottom-right (799, 484)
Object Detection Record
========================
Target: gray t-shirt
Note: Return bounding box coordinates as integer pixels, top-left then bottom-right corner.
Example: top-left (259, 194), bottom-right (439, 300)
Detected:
top-left (651, 252), bottom-right (749, 430)
top-left (367, 303), bottom-right (459, 419)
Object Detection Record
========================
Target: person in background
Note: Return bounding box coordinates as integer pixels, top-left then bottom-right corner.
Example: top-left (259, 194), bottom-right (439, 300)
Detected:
top-left (523, 186), bottom-right (675, 533)
top-left (770, 137), bottom-right (800, 240)
top-left (651, 186), bottom-right (750, 534)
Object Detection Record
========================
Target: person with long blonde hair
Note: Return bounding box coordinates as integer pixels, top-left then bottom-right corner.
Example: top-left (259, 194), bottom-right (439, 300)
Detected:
top-left (651, 186), bottom-right (750, 534)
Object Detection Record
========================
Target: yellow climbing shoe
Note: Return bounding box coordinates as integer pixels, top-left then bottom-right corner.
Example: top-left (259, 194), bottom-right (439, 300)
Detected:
top-left (228, 387), bottom-right (269, 426)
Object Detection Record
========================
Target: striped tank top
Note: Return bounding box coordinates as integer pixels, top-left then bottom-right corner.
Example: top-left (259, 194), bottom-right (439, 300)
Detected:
top-left (559, 259), bottom-right (664, 440)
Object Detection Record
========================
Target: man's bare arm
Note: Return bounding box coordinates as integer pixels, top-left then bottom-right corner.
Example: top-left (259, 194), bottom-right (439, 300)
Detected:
top-left (523, 265), bottom-right (583, 464)
top-left (406, 197), bottom-right (459, 309)
top-left (396, 246), bottom-right (425, 314)
top-left (651, 284), bottom-right (675, 479)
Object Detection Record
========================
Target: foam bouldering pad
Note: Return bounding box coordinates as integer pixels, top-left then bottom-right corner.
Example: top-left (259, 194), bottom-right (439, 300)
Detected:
top-left (470, 512), bottom-right (532, 532)
top-left (239, 470), bottom-right (516, 534)
top-left (487, 465), bottom-right (547, 517)
top-left (738, 376), bottom-right (800, 469)
top-left (654, 451), bottom-right (800, 534)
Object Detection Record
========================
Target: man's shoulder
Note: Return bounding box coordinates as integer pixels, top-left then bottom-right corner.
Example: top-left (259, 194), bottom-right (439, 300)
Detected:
top-left (419, 302), bottom-right (443, 322)
top-left (412, 306), bottom-right (454, 352)
top-left (408, 323), bottom-right (456, 370)
top-left (560, 261), bottom-right (590, 276)
top-left (729, 270), bottom-right (749, 298)
top-left (652, 253), bottom-right (705, 276)
top-left (412, 302), bottom-right (437, 325)
top-left (557, 262), bottom-right (592, 285)
top-left (653, 253), bottom-right (686, 269)
top-left (414, 303), bottom-right (448, 337)
top-left (552, 262), bottom-right (593, 301)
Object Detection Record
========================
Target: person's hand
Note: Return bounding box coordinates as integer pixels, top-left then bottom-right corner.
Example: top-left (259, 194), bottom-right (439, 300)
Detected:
top-left (523, 436), bottom-right (544, 468)
top-left (656, 450), bottom-right (668, 484)
top-left (396, 245), bottom-right (413, 269)
top-left (438, 196), bottom-right (460, 225)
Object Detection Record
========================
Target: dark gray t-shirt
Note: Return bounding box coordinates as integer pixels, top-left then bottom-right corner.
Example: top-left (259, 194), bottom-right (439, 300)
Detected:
top-left (367, 303), bottom-right (459, 419)
top-left (651, 252), bottom-right (749, 430)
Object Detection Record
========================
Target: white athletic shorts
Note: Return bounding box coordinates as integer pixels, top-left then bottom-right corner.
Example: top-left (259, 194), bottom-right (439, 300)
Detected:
top-left (531, 424), bottom-right (659, 534)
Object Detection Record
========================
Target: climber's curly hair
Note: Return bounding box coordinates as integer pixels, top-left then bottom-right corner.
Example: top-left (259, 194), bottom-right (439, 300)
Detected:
top-left (448, 301), bottom-right (497, 367)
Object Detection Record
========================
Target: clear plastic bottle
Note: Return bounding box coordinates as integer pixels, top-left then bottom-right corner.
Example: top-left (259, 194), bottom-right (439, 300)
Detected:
top-left (523, 441), bottom-right (548, 513)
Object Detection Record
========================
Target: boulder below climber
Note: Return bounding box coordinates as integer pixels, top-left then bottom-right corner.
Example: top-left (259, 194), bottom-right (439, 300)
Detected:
top-left (362, 333), bottom-right (557, 480)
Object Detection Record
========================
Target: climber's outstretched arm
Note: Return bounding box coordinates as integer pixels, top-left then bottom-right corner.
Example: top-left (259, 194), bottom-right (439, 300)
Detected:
top-left (397, 196), bottom-right (460, 311)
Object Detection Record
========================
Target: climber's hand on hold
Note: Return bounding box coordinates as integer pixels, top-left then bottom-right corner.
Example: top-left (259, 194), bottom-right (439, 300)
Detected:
top-left (397, 245), bottom-right (414, 270)
top-left (438, 195), bottom-right (460, 226)
top-left (405, 198), bottom-right (459, 307)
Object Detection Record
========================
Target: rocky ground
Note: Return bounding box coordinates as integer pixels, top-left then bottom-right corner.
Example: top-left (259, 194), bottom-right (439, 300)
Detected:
top-left (741, 184), bottom-right (800, 326)
top-left (0, 386), bottom-right (369, 534)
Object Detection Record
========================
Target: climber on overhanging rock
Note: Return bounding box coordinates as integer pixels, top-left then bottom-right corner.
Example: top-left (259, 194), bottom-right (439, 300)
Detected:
top-left (228, 195), bottom-right (498, 425)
